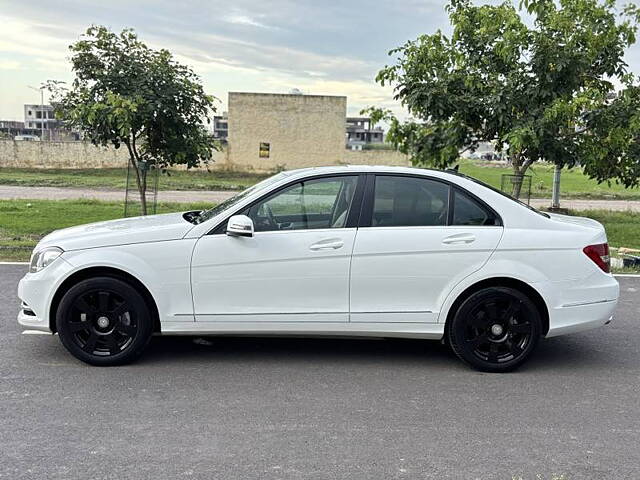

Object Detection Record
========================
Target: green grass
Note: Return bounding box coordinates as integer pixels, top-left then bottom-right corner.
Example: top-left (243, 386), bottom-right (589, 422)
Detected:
top-left (0, 167), bottom-right (270, 191)
top-left (570, 209), bottom-right (640, 250)
top-left (0, 199), bottom-right (209, 261)
top-left (458, 159), bottom-right (640, 200)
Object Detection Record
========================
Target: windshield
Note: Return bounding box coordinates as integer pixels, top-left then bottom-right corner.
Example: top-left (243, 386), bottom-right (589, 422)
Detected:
top-left (194, 172), bottom-right (289, 224)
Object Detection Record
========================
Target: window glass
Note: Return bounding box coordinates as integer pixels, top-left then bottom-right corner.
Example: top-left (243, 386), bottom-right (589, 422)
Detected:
top-left (453, 190), bottom-right (495, 226)
top-left (372, 176), bottom-right (449, 227)
top-left (244, 176), bottom-right (358, 232)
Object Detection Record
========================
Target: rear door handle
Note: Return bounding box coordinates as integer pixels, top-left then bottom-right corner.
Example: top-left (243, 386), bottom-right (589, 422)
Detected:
top-left (309, 239), bottom-right (344, 251)
top-left (442, 233), bottom-right (476, 245)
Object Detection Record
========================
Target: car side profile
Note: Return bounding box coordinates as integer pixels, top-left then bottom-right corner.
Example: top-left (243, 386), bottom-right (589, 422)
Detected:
top-left (18, 166), bottom-right (619, 371)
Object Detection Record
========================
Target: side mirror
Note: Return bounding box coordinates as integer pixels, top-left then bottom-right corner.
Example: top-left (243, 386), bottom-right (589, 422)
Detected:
top-left (226, 215), bottom-right (254, 237)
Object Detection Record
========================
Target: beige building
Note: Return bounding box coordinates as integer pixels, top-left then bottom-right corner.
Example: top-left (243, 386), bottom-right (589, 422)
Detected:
top-left (225, 92), bottom-right (347, 171)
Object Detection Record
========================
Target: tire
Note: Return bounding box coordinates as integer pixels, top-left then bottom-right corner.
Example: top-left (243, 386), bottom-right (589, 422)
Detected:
top-left (56, 276), bottom-right (154, 366)
top-left (447, 287), bottom-right (542, 372)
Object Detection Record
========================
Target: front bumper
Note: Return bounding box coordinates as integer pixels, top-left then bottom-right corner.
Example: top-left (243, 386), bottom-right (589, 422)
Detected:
top-left (17, 256), bottom-right (75, 333)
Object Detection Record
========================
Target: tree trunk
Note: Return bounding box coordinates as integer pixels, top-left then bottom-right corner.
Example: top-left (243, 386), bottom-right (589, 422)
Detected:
top-left (138, 168), bottom-right (148, 216)
top-left (510, 157), bottom-right (524, 199)
top-left (128, 155), bottom-right (147, 216)
top-left (125, 138), bottom-right (148, 216)
top-left (509, 156), bottom-right (534, 200)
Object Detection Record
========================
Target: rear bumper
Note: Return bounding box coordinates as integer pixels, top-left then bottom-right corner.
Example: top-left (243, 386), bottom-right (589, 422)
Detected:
top-left (536, 271), bottom-right (619, 337)
top-left (546, 299), bottom-right (616, 337)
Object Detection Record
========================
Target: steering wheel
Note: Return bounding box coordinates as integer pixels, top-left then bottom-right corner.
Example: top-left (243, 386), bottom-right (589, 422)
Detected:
top-left (263, 203), bottom-right (278, 230)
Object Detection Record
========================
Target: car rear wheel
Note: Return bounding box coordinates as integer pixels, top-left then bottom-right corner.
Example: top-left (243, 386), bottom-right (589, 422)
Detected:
top-left (56, 277), bottom-right (153, 366)
top-left (448, 287), bottom-right (541, 372)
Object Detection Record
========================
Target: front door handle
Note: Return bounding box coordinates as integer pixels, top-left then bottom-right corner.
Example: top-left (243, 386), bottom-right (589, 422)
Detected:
top-left (442, 233), bottom-right (476, 245)
top-left (309, 239), bottom-right (344, 251)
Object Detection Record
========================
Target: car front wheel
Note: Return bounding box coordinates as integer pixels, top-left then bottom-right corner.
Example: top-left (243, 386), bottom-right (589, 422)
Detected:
top-left (448, 287), bottom-right (542, 372)
top-left (56, 276), bottom-right (153, 366)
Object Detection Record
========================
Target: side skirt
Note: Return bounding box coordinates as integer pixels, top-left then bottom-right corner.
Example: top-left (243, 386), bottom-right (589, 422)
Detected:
top-left (159, 321), bottom-right (445, 340)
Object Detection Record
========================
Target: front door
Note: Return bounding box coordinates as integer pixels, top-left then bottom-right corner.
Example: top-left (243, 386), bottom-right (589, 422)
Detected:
top-left (191, 175), bottom-right (362, 322)
top-left (350, 174), bottom-right (503, 323)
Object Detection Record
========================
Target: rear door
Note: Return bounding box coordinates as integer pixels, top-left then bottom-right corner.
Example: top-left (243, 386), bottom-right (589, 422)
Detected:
top-left (349, 174), bottom-right (504, 323)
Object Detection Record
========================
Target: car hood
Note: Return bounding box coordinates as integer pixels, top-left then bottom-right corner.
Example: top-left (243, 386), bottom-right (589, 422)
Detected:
top-left (37, 212), bottom-right (194, 252)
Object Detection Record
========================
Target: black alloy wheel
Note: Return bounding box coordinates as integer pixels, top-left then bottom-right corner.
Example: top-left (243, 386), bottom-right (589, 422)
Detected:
top-left (448, 287), bottom-right (542, 372)
top-left (56, 277), bottom-right (153, 366)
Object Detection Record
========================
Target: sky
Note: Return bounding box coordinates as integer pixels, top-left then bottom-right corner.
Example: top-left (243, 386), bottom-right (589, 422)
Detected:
top-left (2, 0), bottom-right (640, 122)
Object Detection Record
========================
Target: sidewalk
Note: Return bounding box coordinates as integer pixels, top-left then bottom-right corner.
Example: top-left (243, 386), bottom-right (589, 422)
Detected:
top-left (0, 185), bottom-right (234, 204)
top-left (0, 185), bottom-right (639, 211)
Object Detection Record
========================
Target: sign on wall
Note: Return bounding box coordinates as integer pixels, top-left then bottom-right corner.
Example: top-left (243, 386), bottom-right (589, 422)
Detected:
top-left (259, 142), bottom-right (270, 158)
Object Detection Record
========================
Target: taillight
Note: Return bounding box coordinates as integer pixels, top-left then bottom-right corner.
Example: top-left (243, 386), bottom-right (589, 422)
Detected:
top-left (583, 243), bottom-right (610, 273)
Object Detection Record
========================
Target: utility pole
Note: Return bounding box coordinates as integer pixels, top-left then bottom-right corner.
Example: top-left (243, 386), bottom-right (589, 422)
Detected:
top-left (551, 164), bottom-right (561, 211)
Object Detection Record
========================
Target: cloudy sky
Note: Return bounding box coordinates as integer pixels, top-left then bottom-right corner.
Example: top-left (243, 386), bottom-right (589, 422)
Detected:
top-left (2, 0), bottom-right (640, 122)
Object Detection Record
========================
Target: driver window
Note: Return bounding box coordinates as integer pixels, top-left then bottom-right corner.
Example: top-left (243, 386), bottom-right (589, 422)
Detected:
top-left (244, 176), bottom-right (358, 232)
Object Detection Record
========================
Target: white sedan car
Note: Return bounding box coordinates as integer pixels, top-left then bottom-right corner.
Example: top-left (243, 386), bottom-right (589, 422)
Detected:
top-left (18, 166), bottom-right (619, 371)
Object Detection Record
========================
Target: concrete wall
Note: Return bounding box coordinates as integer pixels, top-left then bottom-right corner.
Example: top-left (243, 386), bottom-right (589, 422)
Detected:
top-left (0, 140), bottom-right (225, 170)
top-left (0, 140), bottom-right (130, 169)
top-left (225, 92), bottom-right (347, 171)
top-left (0, 139), bottom-right (409, 172)
top-left (342, 149), bottom-right (410, 167)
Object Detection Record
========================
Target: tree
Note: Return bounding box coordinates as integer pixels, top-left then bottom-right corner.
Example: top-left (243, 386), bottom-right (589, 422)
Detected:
top-left (47, 26), bottom-right (218, 214)
top-left (369, 0), bottom-right (640, 197)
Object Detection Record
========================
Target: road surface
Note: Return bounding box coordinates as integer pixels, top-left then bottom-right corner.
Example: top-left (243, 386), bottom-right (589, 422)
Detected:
top-left (1, 264), bottom-right (639, 479)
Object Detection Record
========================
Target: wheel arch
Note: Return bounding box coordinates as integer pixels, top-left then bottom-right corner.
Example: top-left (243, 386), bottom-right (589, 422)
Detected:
top-left (49, 266), bottom-right (161, 334)
top-left (443, 277), bottom-right (550, 336)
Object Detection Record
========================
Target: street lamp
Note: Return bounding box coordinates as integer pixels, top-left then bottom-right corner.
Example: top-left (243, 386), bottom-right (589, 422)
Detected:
top-left (27, 85), bottom-right (46, 141)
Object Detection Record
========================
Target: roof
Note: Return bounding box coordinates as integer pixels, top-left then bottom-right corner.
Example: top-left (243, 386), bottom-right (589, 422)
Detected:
top-left (281, 164), bottom-right (456, 179)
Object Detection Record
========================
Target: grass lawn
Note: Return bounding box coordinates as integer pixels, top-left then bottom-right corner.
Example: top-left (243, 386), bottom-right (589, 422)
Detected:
top-left (570, 209), bottom-right (640, 251)
top-left (1, 200), bottom-right (638, 273)
top-left (2, 160), bottom-right (640, 200)
top-left (0, 199), bottom-right (209, 261)
top-left (0, 167), bottom-right (269, 191)
top-left (458, 160), bottom-right (640, 200)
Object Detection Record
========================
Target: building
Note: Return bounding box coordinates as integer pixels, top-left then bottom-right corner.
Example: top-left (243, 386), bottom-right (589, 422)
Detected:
top-left (226, 92), bottom-right (347, 170)
top-left (22, 104), bottom-right (80, 141)
top-left (24, 104), bottom-right (59, 138)
top-left (0, 120), bottom-right (27, 138)
top-left (213, 112), bottom-right (228, 143)
top-left (346, 117), bottom-right (384, 150)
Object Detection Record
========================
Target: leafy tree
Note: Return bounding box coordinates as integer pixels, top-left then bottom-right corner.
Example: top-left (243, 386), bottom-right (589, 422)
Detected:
top-left (368, 0), bottom-right (640, 197)
top-left (47, 26), bottom-right (218, 214)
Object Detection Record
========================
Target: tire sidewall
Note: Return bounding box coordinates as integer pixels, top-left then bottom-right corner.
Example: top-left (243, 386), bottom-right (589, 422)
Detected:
top-left (56, 277), bottom-right (153, 366)
top-left (448, 287), bottom-right (542, 372)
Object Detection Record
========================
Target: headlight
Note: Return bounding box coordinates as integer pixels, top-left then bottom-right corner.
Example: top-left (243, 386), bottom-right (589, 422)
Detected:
top-left (29, 247), bottom-right (63, 273)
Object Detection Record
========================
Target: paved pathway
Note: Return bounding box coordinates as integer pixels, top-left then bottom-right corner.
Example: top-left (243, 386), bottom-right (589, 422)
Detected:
top-left (0, 184), bottom-right (639, 211)
top-left (0, 185), bottom-right (234, 204)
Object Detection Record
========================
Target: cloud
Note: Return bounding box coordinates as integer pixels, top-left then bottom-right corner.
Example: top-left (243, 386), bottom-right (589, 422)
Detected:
top-left (223, 14), bottom-right (274, 29)
top-left (0, 59), bottom-right (22, 70)
top-left (0, 15), bottom-right (75, 72)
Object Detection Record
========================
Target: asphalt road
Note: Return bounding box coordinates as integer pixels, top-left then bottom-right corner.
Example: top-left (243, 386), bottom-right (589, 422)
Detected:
top-left (1, 264), bottom-right (639, 479)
